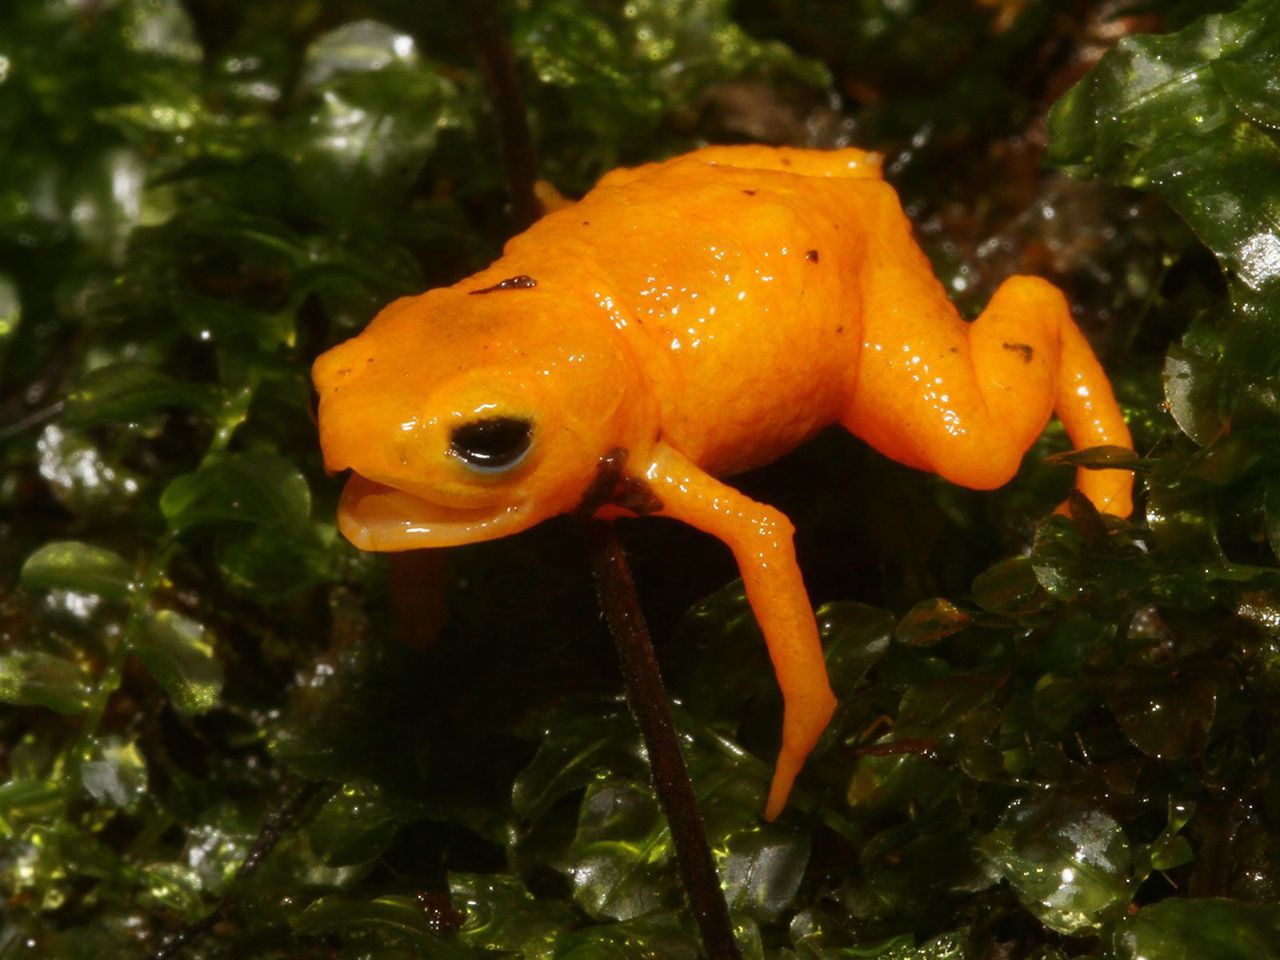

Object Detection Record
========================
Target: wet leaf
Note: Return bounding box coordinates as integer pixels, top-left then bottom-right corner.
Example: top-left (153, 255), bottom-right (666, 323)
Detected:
top-left (308, 781), bottom-right (426, 867)
top-left (846, 753), bottom-right (962, 819)
top-left (978, 795), bottom-right (1132, 935)
top-left (160, 451), bottom-right (311, 534)
top-left (718, 826), bottom-right (810, 922)
top-left (0, 652), bottom-right (93, 714)
top-left (1163, 343), bottom-right (1229, 447)
top-left (1103, 667), bottom-right (1217, 761)
top-left (1111, 898), bottom-right (1280, 960)
top-left (972, 557), bottom-right (1049, 616)
top-left (292, 21), bottom-right (465, 222)
top-left (34, 424), bottom-right (145, 516)
top-left (818, 601), bottom-right (894, 696)
top-left (551, 912), bottom-right (701, 960)
top-left (137, 861), bottom-right (205, 915)
top-left (0, 272), bottom-right (18, 365)
top-left (79, 737), bottom-right (147, 809)
top-left (1049, 1), bottom-right (1280, 298)
top-left (895, 598), bottom-right (971, 648)
top-left (1044, 445), bottom-right (1145, 471)
top-left (566, 779), bottom-right (671, 921)
top-left (0, 779), bottom-right (64, 835)
top-left (214, 523), bottom-right (334, 597)
top-left (122, 0), bottom-right (202, 63)
top-left (20, 541), bottom-right (134, 602)
top-left (1029, 674), bottom-right (1092, 734)
top-left (512, 0), bottom-right (827, 182)
top-left (450, 872), bottom-right (575, 956)
top-left (295, 894), bottom-right (479, 957)
top-left (134, 609), bottom-right (223, 713)
top-left (64, 362), bottom-right (218, 425)
top-left (1265, 482), bottom-right (1280, 561)
top-left (511, 700), bottom-right (641, 822)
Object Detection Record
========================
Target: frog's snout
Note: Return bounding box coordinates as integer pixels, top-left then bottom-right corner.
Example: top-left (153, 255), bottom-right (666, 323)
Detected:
top-left (312, 338), bottom-right (377, 395)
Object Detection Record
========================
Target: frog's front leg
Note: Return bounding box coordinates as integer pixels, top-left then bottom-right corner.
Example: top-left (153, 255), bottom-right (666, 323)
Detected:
top-left (638, 442), bottom-right (837, 820)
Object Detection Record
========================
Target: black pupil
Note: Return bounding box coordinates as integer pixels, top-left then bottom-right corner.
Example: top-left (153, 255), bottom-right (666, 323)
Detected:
top-left (449, 417), bottom-right (532, 469)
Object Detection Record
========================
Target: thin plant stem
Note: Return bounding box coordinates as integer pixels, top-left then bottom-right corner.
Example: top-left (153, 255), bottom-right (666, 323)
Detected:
top-left (465, 0), bottom-right (540, 230)
top-left (588, 519), bottom-right (742, 960)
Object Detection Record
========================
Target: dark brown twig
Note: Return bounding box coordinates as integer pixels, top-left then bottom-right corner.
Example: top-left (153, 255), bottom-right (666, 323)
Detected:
top-left (150, 779), bottom-right (328, 960)
top-left (466, 0), bottom-right (541, 230)
top-left (588, 520), bottom-right (742, 960)
top-left (467, 8), bottom-right (738, 950)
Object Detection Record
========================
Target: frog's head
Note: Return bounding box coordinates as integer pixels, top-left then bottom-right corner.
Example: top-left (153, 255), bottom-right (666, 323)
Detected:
top-left (313, 278), bottom-right (653, 551)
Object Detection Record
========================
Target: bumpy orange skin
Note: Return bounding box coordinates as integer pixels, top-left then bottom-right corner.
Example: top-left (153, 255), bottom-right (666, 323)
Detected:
top-left (313, 145), bottom-right (1134, 819)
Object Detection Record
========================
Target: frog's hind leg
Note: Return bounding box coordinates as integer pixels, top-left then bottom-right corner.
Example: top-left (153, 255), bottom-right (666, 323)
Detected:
top-left (844, 273), bottom-right (1134, 516)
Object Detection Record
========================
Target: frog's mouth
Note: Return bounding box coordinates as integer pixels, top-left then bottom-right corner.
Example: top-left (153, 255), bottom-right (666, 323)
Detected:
top-left (337, 473), bottom-right (532, 551)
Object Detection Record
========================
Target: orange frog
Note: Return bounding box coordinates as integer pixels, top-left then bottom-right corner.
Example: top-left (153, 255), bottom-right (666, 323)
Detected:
top-left (313, 145), bottom-right (1134, 819)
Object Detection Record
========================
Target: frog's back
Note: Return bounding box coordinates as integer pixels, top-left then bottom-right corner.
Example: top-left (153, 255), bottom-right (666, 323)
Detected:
top-left (503, 147), bottom-right (888, 474)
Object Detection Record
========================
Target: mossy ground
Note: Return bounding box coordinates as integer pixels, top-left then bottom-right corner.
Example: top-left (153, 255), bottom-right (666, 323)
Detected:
top-left (3, 1), bottom-right (1280, 957)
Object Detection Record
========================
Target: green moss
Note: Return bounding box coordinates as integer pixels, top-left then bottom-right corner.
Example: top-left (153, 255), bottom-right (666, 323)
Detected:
top-left (3, 0), bottom-right (1279, 957)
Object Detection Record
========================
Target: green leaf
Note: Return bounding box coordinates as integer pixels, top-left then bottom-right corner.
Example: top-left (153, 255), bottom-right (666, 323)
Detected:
top-left (31, 424), bottom-right (146, 516)
top-left (511, 702), bottom-right (641, 822)
top-left (0, 652), bottom-right (93, 714)
top-left (79, 736), bottom-right (148, 809)
top-left (160, 451), bottom-right (311, 535)
top-left (566, 779), bottom-right (671, 921)
top-left (64, 362), bottom-right (218, 425)
top-left (121, 0), bottom-right (202, 63)
top-left (292, 21), bottom-right (465, 223)
top-left (137, 861), bottom-right (206, 915)
top-left (0, 779), bottom-right (64, 836)
top-left (308, 781), bottom-right (426, 867)
top-left (552, 912), bottom-right (702, 960)
top-left (977, 795), bottom-right (1132, 935)
top-left (1163, 343), bottom-right (1228, 447)
top-left (1048, 1), bottom-right (1280, 296)
top-left (894, 598), bottom-right (971, 648)
top-left (1048, 1), bottom-right (1280, 405)
top-left (0, 272), bottom-right (18, 367)
top-left (1267, 482), bottom-right (1280, 562)
top-left (512, 0), bottom-right (828, 182)
top-left (135, 610), bottom-right (223, 714)
top-left (450, 872), bottom-right (575, 956)
top-left (1111, 898), bottom-right (1280, 960)
top-left (1043, 445), bottom-right (1145, 471)
top-left (295, 894), bottom-right (478, 957)
top-left (20, 540), bottom-right (134, 602)
top-left (846, 753), bottom-right (963, 819)
top-left (971, 557), bottom-right (1050, 616)
top-left (717, 825), bottom-right (810, 922)
top-left (818, 601), bottom-right (894, 697)
top-left (214, 523), bottom-right (335, 597)
top-left (1103, 667), bottom-right (1217, 761)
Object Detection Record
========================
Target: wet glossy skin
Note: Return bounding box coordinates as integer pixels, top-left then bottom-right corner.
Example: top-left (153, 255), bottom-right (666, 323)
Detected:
top-left (313, 145), bottom-right (1134, 819)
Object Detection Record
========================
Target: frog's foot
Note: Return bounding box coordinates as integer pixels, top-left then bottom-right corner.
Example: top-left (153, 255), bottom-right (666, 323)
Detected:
top-left (765, 690), bottom-right (838, 821)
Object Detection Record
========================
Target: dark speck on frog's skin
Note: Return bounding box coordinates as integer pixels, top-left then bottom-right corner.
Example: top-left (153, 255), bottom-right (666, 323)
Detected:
top-left (1002, 342), bottom-right (1035, 363)
top-left (470, 275), bottom-right (537, 295)
top-left (742, 189), bottom-right (757, 196)
top-left (806, 250), bottom-right (819, 263)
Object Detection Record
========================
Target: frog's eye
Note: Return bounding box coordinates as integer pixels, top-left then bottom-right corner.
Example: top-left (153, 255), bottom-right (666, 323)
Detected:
top-left (449, 416), bottom-right (533, 473)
